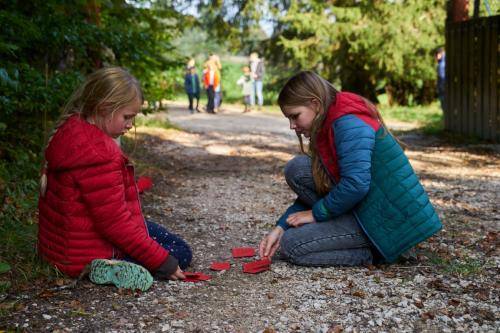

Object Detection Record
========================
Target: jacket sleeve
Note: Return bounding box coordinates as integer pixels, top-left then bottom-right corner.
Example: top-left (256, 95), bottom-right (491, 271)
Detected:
top-left (184, 74), bottom-right (189, 91)
top-left (195, 74), bottom-right (200, 92)
top-left (312, 115), bottom-right (375, 222)
top-left (77, 154), bottom-right (168, 272)
top-left (276, 199), bottom-right (309, 231)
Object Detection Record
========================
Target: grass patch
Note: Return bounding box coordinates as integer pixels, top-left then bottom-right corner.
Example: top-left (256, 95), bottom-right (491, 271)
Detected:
top-left (379, 102), bottom-right (444, 134)
top-left (426, 252), bottom-right (484, 277)
top-left (134, 115), bottom-right (180, 130)
top-left (0, 150), bottom-right (60, 296)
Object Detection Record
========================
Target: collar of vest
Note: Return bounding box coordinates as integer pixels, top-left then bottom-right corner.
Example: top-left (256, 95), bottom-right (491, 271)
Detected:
top-left (316, 92), bottom-right (380, 182)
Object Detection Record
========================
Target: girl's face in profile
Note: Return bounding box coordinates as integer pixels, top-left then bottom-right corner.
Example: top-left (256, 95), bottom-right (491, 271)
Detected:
top-left (282, 104), bottom-right (317, 138)
top-left (99, 98), bottom-right (141, 138)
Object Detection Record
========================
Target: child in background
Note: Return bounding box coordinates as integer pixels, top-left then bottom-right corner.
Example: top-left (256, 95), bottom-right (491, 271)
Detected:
top-left (202, 61), bottom-right (220, 114)
top-left (210, 54), bottom-right (223, 112)
top-left (259, 71), bottom-right (441, 266)
top-left (184, 66), bottom-right (200, 113)
top-left (236, 66), bottom-right (253, 113)
top-left (38, 67), bottom-right (192, 287)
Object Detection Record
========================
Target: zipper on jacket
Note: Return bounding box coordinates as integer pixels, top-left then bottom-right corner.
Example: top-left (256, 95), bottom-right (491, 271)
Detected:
top-left (126, 162), bottom-right (150, 236)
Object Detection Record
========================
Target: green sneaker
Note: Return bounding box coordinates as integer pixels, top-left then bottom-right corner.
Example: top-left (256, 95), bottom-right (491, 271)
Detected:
top-left (89, 259), bottom-right (153, 291)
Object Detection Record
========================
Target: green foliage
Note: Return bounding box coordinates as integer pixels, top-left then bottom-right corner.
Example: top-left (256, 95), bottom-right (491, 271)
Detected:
top-left (0, 0), bottom-right (185, 290)
top-left (272, 0), bottom-right (446, 105)
top-left (221, 61), bottom-right (247, 103)
top-left (0, 146), bottom-right (59, 289)
top-left (190, 1), bottom-right (447, 106)
top-left (0, 263), bottom-right (11, 274)
top-left (379, 101), bottom-right (444, 133)
top-left (427, 252), bottom-right (485, 277)
top-left (134, 116), bottom-right (179, 130)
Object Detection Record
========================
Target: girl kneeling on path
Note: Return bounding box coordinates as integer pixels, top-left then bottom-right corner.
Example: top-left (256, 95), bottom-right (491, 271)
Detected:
top-left (38, 67), bottom-right (191, 284)
top-left (259, 71), bottom-right (441, 266)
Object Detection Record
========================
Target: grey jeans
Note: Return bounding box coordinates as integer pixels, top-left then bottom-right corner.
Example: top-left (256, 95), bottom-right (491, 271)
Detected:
top-left (279, 155), bottom-right (373, 266)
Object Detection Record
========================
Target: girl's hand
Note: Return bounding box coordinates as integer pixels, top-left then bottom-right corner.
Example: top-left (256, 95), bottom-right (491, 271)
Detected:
top-left (259, 226), bottom-right (284, 258)
top-left (168, 266), bottom-right (185, 280)
top-left (286, 210), bottom-right (316, 227)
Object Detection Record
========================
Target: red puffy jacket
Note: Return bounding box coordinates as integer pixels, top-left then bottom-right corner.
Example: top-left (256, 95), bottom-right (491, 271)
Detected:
top-left (38, 115), bottom-right (169, 277)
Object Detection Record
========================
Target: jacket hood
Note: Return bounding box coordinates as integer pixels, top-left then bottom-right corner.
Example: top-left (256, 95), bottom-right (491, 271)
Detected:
top-left (45, 115), bottom-right (121, 171)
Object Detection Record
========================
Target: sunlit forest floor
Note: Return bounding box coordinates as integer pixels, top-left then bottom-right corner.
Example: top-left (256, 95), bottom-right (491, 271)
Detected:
top-left (1, 102), bottom-right (498, 332)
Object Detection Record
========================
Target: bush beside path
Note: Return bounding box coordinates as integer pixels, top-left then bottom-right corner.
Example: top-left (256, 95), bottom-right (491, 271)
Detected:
top-left (1, 103), bottom-right (498, 332)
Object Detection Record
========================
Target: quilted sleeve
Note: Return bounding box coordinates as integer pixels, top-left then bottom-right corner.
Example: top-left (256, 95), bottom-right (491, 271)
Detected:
top-left (77, 155), bottom-right (168, 271)
top-left (312, 115), bottom-right (375, 222)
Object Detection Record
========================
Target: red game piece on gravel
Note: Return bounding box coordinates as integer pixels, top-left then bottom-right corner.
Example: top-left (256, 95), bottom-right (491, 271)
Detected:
top-left (243, 258), bottom-right (271, 274)
top-left (183, 272), bottom-right (211, 282)
top-left (210, 262), bottom-right (231, 271)
top-left (231, 247), bottom-right (255, 258)
top-left (136, 176), bottom-right (153, 193)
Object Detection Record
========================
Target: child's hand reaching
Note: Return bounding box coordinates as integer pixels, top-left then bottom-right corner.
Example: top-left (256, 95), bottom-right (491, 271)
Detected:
top-left (168, 266), bottom-right (185, 280)
top-left (156, 255), bottom-right (185, 280)
top-left (259, 226), bottom-right (284, 258)
top-left (286, 210), bottom-right (316, 227)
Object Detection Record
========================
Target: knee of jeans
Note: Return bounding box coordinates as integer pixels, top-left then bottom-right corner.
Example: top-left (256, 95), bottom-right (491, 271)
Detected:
top-left (284, 156), bottom-right (308, 188)
top-left (280, 230), bottom-right (301, 259)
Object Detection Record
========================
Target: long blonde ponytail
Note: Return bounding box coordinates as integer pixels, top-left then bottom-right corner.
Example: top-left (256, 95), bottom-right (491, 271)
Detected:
top-left (278, 71), bottom-right (397, 196)
top-left (278, 71), bottom-right (338, 195)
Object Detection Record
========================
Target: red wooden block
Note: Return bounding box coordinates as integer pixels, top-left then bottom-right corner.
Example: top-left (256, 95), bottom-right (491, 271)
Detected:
top-left (243, 258), bottom-right (271, 274)
top-left (182, 272), bottom-right (211, 282)
top-left (210, 262), bottom-right (231, 271)
top-left (231, 247), bottom-right (255, 258)
top-left (137, 176), bottom-right (153, 194)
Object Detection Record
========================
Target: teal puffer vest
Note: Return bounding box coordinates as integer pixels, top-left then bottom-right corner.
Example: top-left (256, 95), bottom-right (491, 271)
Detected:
top-left (353, 128), bottom-right (442, 263)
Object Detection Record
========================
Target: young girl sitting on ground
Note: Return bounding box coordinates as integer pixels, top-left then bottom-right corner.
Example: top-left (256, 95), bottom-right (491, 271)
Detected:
top-left (259, 71), bottom-right (441, 266)
top-left (38, 67), bottom-right (191, 287)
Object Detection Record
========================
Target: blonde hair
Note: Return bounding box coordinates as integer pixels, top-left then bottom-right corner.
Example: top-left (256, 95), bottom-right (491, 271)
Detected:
top-left (40, 66), bottom-right (143, 196)
top-left (278, 71), bottom-right (392, 195)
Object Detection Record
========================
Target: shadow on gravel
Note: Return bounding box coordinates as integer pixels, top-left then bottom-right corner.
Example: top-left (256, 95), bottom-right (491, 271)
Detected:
top-left (125, 132), bottom-right (296, 177)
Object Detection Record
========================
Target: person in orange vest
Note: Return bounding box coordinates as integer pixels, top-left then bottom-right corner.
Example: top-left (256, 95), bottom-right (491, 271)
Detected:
top-left (202, 61), bottom-right (220, 114)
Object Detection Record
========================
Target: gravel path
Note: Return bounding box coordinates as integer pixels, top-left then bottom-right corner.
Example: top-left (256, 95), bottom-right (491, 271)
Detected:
top-left (1, 102), bottom-right (498, 332)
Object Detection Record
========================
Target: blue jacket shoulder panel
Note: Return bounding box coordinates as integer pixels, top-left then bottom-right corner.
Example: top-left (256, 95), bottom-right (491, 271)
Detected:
top-left (312, 115), bottom-right (375, 221)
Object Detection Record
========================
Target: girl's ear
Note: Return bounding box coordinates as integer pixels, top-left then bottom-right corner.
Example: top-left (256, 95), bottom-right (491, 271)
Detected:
top-left (96, 102), bottom-right (113, 118)
top-left (310, 99), bottom-right (321, 113)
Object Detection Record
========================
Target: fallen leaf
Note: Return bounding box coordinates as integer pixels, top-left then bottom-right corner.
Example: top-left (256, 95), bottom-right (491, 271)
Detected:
top-left (327, 324), bottom-right (343, 333)
top-left (174, 311), bottom-right (189, 319)
top-left (475, 289), bottom-right (490, 301)
top-left (427, 278), bottom-right (451, 292)
top-left (68, 300), bottom-right (82, 309)
top-left (383, 271), bottom-right (396, 278)
top-left (478, 309), bottom-right (495, 321)
top-left (421, 311), bottom-right (435, 320)
top-left (351, 290), bottom-right (366, 298)
top-left (38, 290), bottom-right (56, 298)
top-left (414, 299), bottom-right (424, 308)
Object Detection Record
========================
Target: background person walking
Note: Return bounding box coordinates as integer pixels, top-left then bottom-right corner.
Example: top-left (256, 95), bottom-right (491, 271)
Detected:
top-left (184, 66), bottom-right (200, 113)
top-left (435, 47), bottom-right (446, 111)
top-left (249, 52), bottom-right (265, 109)
top-left (236, 66), bottom-right (253, 113)
top-left (202, 60), bottom-right (220, 114)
